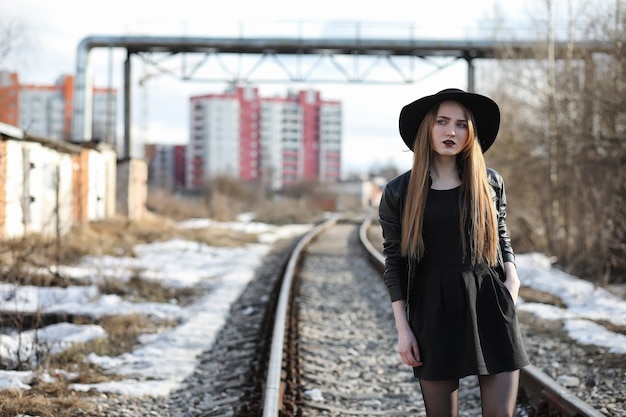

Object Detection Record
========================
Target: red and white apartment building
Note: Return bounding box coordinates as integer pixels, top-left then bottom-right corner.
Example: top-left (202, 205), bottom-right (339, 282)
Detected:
top-left (187, 85), bottom-right (342, 191)
top-left (0, 71), bottom-right (117, 145)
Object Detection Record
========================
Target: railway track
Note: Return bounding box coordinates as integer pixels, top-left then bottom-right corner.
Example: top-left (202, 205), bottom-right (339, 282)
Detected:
top-left (260, 212), bottom-right (607, 417)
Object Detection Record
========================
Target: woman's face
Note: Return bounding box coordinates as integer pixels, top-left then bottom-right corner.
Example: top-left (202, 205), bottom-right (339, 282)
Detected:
top-left (430, 101), bottom-right (469, 157)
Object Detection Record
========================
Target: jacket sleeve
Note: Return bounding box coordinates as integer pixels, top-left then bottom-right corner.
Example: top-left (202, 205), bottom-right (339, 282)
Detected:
top-left (489, 168), bottom-right (516, 264)
top-left (378, 179), bottom-right (408, 302)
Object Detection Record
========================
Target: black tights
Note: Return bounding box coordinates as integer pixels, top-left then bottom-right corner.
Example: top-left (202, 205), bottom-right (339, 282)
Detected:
top-left (418, 370), bottom-right (520, 417)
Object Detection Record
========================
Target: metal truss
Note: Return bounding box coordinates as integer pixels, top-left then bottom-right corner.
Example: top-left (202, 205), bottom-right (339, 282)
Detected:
top-left (134, 48), bottom-right (465, 85)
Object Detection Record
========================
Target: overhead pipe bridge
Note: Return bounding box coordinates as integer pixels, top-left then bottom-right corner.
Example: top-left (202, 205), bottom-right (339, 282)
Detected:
top-left (71, 35), bottom-right (615, 157)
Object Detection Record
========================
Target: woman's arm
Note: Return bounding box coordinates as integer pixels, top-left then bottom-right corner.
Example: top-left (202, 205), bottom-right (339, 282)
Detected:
top-left (491, 169), bottom-right (515, 264)
top-left (491, 169), bottom-right (521, 304)
top-left (379, 180), bottom-right (409, 303)
top-left (380, 174), bottom-right (421, 367)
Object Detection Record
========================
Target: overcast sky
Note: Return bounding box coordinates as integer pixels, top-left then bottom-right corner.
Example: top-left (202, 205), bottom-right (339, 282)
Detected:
top-left (2, 0), bottom-right (541, 175)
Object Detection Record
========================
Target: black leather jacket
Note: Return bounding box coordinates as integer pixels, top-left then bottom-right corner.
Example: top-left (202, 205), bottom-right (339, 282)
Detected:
top-left (378, 167), bottom-right (515, 304)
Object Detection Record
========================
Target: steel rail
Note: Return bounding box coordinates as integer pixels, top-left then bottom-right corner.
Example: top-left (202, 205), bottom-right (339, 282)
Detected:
top-left (262, 214), bottom-right (341, 417)
top-left (519, 364), bottom-right (606, 417)
top-left (358, 212), bottom-right (606, 417)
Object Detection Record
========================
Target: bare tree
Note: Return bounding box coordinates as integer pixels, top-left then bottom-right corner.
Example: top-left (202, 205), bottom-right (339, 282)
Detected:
top-left (481, 0), bottom-right (626, 283)
top-left (0, 15), bottom-right (29, 69)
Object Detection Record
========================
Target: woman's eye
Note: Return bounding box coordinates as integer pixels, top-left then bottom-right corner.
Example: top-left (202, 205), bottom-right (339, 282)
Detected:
top-left (457, 122), bottom-right (468, 128)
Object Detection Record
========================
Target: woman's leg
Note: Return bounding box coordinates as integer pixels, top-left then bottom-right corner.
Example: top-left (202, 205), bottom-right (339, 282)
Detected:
top-left (478, 370), bottom-right (520, 417)
top-left (418, 379), bottom-right (460, 417)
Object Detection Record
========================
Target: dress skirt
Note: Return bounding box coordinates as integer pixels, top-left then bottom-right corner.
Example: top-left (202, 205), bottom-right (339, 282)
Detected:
top-left (408, 263), bottom-right (529, 380)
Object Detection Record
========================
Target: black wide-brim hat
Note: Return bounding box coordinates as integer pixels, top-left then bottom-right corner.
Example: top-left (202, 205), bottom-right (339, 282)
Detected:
top-left (399, 88), bottom-right (500, 153)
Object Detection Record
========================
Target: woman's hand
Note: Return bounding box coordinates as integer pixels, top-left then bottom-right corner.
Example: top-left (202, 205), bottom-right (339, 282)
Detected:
top-left (503, 261), bottom-right (521, 304)
top-left (391, 300), bottom-right (423, 367)
top-left (397, 326), bottom-right (423, 367)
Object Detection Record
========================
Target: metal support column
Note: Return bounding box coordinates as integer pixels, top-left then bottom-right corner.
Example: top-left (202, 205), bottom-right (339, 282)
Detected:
top-left (466, 57), bottom-right (475, 92)
top-left (123, 52), bottom-right (131, 159)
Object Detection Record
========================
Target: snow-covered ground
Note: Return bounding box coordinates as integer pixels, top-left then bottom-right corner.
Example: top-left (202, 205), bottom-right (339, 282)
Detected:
top-left (0, 218), bottom-right (624, 397)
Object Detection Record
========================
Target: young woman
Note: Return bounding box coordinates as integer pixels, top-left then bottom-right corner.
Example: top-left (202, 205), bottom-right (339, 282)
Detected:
top-left (378, 88), bottom-right (529, 417)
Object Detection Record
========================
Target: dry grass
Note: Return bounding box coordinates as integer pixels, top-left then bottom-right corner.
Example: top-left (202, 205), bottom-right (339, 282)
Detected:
top-left (0, 388), bottom-right (93, 417)
top-left (0, 211), bottom-right (256, 414)
top-left (58, 212), bottom-right (259, 263)
top-left (0, 212), bottom-right (260, 283)
top-left (97, 273), bottom-right (201, 306)
top-left (519, 286), bottom-right (566, 308)
top-left (592, 319), bottom-right (626, 336)
top-left (51, 314), bottom-right (178, 363)
top-left (146, 187), bottom-right (212, 220)
top-left (253, 198), bottom-right (327, 225)
top-left (0, 314), bottom-right (178, 417)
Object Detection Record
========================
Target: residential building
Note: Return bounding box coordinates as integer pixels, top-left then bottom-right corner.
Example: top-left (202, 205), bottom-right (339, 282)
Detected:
top-left (145, 143), bottom-right (186, 190)
top-left (187, 85), bottom-right (341, 190)
top-left (0, 71), bottom-right (117, 145)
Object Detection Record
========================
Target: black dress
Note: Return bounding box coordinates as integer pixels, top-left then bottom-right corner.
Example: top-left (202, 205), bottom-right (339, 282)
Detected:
top-left (409, 186), bottom-right (529, 380)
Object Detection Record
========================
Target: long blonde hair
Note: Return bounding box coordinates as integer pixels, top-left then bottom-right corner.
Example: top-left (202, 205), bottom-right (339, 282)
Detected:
top-left (400, 102), bottom-right (499, 266)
